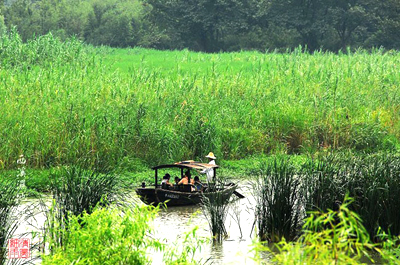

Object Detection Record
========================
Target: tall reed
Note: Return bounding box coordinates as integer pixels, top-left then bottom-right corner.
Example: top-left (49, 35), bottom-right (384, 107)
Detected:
top-left (43, 163), bottom-right (122, 250)
top-left (1, 30), bottom-right (400, 169)
top-left (0, 176), bottom-right (21, 263)
top-left (252, 158), bottom-right (303, 242)
top-left (201, 190), bottom-right (230, 242)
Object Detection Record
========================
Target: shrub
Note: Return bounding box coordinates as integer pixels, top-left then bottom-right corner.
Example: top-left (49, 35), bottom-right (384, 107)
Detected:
top-left (42, 205), bottom-right (162, 264)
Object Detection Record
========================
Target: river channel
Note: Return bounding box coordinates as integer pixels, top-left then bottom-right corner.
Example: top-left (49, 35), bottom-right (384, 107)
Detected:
top-left (13, 185), bottom-right (261, 264)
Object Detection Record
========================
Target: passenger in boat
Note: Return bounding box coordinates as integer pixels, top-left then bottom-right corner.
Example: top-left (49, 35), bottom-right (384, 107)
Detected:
top-left (178, 171), bottom-right (190, 185)
top-left (174, 176), bottom-right (180, 185)
top-left (193, 176), bottom-right (203, 191)
top-left (161, 173), bottom-right (173, 189)
top-left (173, 176), bottom-right (180, 190)
top-left (201, 152), bottom-right (216, 183)
top-left (177, 170), bottom-right (196, 192)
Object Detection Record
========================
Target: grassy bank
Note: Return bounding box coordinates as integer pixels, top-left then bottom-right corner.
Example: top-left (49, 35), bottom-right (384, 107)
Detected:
top-left (1, 32), bottom-right (400, 171)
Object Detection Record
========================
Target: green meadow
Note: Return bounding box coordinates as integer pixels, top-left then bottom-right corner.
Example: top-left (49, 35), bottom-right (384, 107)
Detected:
top-left (1, 32), bottom-right (400, 171)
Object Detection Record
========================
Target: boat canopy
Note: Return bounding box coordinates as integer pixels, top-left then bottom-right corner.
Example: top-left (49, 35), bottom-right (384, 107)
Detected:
top-left (152, 160), bottom-right (219, 170)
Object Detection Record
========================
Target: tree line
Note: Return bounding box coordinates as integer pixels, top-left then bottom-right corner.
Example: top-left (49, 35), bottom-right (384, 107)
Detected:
top-left (1, 0), bottom-right (400, 52)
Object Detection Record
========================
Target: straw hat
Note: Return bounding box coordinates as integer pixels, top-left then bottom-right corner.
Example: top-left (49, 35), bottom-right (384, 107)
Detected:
top-left (205, 152), bottom-right (216, 160)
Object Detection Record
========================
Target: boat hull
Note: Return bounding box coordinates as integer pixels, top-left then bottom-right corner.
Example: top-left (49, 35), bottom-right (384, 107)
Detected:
top-left (136, 185), bottom-right (237, 206)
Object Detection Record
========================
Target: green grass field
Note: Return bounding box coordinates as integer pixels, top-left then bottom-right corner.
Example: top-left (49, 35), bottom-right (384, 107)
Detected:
top-left (1, 33), bottom-right (400, 170)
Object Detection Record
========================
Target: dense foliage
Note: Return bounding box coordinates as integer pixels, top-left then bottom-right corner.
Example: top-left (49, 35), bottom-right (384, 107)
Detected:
top-left (43, 205), bottom-right (162, 264)
top-left (251, 153), bottom-right (400, 241)
top-left (43, 204), bottom-right (205, 264)
top-left (1, 32), bottom-right (399, 169)
top-left (254, 196), bottom-right (400, 264)
top-left (1, 0), bottom-right (400, 52)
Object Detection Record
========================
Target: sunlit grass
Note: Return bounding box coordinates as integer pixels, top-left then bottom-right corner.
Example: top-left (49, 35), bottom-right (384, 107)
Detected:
top-left (1, 32), bottom-right (400, 170)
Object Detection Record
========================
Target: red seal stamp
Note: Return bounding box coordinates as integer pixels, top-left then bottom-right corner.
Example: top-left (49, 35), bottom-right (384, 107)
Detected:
top-left (8, 238), bottom-right (30, 259)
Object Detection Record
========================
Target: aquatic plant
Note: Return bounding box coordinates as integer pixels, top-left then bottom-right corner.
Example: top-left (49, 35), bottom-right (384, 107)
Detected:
top-left (301, 154), bottom-right (346, 213)
top-left (253, 196), bottom-right (377, 264)
top-left (301, 152), bottom-right (400, 240)
top-left (0, 176), bottom-right (21, 264)
top-left (252, 157), bottom-right (303, 242)
top-left (230, 198), bottom-right (244, 239)
top-left (43, 163), bottom-right (122, 250)
top-left (201, 188), bottom-right (231, 242)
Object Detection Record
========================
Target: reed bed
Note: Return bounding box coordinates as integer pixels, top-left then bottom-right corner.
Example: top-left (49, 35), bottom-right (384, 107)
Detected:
top-left (1, 32), bottom-right (400, 170)
top-left (43, 163), bottom-right (122, 250)
top-left (252, 153), bottom-right (400, 242)
top-left (252, 158), bottom-right (303, 242)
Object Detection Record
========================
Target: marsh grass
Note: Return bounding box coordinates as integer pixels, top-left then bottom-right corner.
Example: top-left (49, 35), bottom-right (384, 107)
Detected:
top-left (252, 158), bottom-right (303, 242)
top-left (254, 196), bottom-right (378, 264)
top-left (0, 177), bottom-right (21, 264)
top-left (348, 154), bottom-right (400, 240)
top-left (43, 163), bottom-right (122, 251)
top-left (201, 189), bottom-right (230, 242)
top-left (301, 155), bottom-right (346, 213)
top-left (301, 153), bottom-right (400, 240)
top-left (249, 153), bottom-right (400, 243)
top-left (1, 31), bottom-right (400, 170)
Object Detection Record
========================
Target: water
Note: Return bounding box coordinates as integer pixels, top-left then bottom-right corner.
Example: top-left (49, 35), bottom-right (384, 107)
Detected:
top-left (12, 197), bottom-right (48, 264)
top-left (151, 188), bottom-right (259, 264)
top-left (12, 189), bottom-right (261, 264)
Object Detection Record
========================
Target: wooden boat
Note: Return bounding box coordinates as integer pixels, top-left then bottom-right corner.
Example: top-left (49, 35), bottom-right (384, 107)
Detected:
top-left (136, 161), bottom-right (237, 206)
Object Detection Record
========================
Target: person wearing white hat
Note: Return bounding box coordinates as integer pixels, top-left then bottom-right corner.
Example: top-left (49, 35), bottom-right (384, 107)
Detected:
top-left (202, 152), bottom-right (216, 183)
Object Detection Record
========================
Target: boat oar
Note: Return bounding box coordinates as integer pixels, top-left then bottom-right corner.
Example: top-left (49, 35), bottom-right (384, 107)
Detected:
top-left (233, 190), bottom-right (245, 199)
top-left (224, 182), bottom-right (245, 199)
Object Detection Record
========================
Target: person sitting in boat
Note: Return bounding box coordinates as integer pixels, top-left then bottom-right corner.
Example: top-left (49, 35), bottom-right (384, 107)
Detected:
top-left (193, 176), bottom-right (203, 191)
top-left (174, 176), bottom-right (180, 185)
top-left (178, 170), bottom-right (196, 191)
top-left (161, 173), bottom-right (173, 189)
top-left (173, 176), bottom-right (180, 190)
top-left (178, 170), bottom-right (190, 185)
